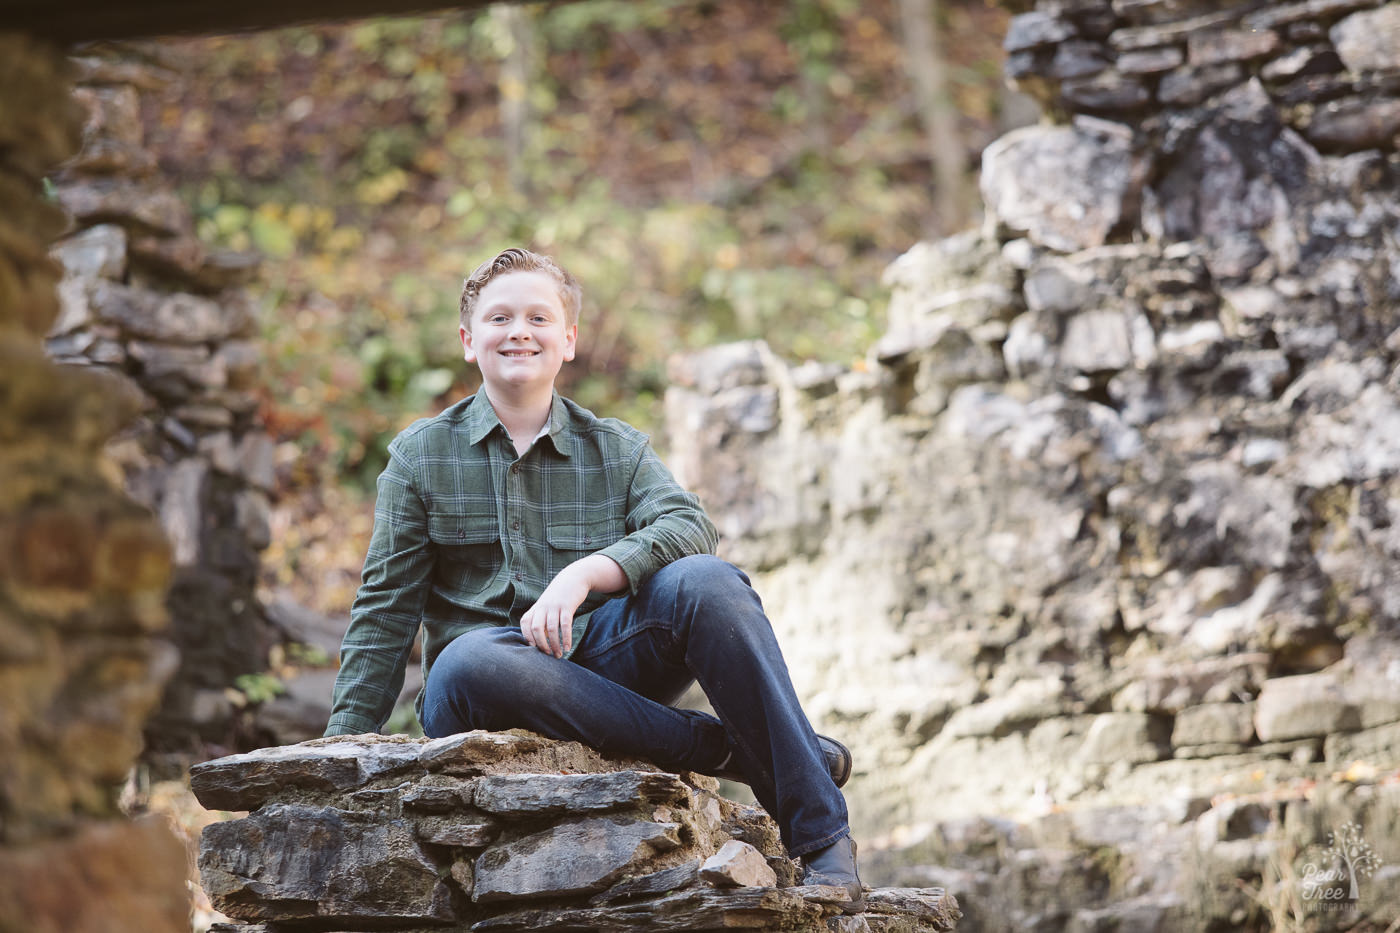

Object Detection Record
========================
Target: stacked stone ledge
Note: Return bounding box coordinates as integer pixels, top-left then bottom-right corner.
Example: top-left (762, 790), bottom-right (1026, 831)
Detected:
top-left (1002, 0), bottom-right (1400, 152)
top-left (191, 731), bottom-right (959, 932)
top-left (43, 42), bottom-right (278, 765)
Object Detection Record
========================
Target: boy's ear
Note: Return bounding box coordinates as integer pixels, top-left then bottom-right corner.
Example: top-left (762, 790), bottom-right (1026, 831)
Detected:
top-left (460, 324), bottom-right (477, 363)
top-left (563, 323), bottom-right (577, 362)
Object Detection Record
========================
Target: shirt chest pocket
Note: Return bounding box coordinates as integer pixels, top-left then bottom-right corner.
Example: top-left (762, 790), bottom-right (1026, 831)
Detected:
top-left (428, 510), bottom-right (502, 573)
top-left (545, 516), bottom-right (626, 571)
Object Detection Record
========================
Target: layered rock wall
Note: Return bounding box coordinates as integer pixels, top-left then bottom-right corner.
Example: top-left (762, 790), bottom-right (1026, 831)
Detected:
top-left (192, 732), bottom-right (959, 933)
top-left (0, 30), bottom-right (187, 933)
top-left (45, 43), bottom-right (276, 766)
top-left (666, 0), bottom-right (1400, 928)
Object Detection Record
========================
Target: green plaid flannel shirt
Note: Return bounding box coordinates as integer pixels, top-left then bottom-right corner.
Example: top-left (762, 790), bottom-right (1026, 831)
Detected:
top-left (325, 392), bottom-right (719, 736)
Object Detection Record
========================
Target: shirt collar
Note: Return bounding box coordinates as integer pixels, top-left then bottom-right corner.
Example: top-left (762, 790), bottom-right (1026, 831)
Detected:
top-left (462, 390), bottom-right (574, 458)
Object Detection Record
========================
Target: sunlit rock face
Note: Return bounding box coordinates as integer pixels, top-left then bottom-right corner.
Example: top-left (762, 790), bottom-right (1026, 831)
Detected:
top-left (667, 1), bottom-right (1400, 928)
top-left (191, 732), bottom-right (961, 933)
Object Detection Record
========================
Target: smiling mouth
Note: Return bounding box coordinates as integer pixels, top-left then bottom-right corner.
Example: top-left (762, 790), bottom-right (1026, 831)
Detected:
top-left (500, 349), bottom-right (539, 357)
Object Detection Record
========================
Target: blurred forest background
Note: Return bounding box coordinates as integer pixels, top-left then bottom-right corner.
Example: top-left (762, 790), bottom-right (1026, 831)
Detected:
top-left (139, 0), bottom-right (1020, 617)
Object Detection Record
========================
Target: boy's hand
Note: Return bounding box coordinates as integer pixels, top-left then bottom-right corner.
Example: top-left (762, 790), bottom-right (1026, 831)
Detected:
top-left (520, 554), bottom-right (627, 658)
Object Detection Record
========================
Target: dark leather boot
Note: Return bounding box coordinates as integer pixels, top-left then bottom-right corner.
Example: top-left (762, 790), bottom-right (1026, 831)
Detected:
top-left (800, 835), bottom-right (864, 914)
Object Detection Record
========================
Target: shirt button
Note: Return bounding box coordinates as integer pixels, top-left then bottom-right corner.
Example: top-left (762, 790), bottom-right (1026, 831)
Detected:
top-left (511, 463), bottom-right (520, 475)
top-left (514, 571), bottom-right (523, 581)
top-left (584, 535), bottom-right (592, 545)
top-left (512, 519), bottom-right (520, 530)
top-left (458, 530), bottom-right (465, 539)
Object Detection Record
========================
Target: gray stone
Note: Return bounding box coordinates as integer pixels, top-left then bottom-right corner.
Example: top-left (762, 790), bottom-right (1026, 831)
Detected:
top-left (1110, 10), bottom-right (1243, 51)
top-left (1171, 703), bottom-right (1256, 747)
top-left (473, 887), bottom-right (830, 932)
top-left (590, 861), bottom-right (701, 905)
top-left (1158, 62), bottom-right (1245, 105)
top-left (198, 804), bottom-right (454, 924)
top-left (51, 223), bottom-right (126, 283)
top-left (473, 771), bottom-right (690, 817)
top-left (473, 817), bottom-right (682, 903)
top-left (235, 431), bottom-right (276, 491)
top-left (1060, 70), bottom-right (1151, 111)
top-left (414, 813), bottom-right (499, 847)
top-left (1078, 712), bottom-right (1169, 765)
top-left (92, 280), bottom-right (253, 344)
top-left (401, 778), bottom-right (475, 813)
top-left (1243, 0), bottom-right (1383, 30)
top-left (1323, 720), bottom-right (1400, 764)
top-left (981, 124), bottom-right (1137, 253)
top-left (1186, 28), bottom-right (1280, 66)
top-left (189, 738), bottom-right (424, 811)
top-left (699, 840), bottom-right (777, 888)
top-left (1260, 45), bottom-right (1343, 82)
top-left (1254, 673), bottom-right (1361, 742)
top-left (1304, 96), bottom-right (1400, 151)
top-left (1117, 46), bottom-right (1185, 73)
top-left (1060, 308), bottom-right (1154, 374)
top-left (1330, 5), bottom-right (1400, 72)
top-left (1006, 11), bottom-right (1078, 53)
top-left (159, 458), bottom-right (206, 568)
top-left (1051, 40), bottom-right (1112, 79)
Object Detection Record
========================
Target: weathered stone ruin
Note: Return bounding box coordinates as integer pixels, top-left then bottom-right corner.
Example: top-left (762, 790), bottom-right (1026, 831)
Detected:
top-left (0, 31), bottom-right (189, 933)
top-left (44, 42), bottom-right (279, 767)
top-left (664, 0), bottom-right (1400, 929)
top-left (191, 731), bottom-right (959, 932)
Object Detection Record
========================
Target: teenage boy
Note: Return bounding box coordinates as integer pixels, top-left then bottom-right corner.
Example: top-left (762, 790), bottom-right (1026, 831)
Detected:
top-left (326, 248), bottom-right (862, 909)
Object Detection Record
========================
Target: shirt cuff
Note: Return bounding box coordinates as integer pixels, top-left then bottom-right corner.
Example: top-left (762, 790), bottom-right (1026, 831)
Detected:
top-left (596, 537), bottom-right (655, 595)
top-left (325, 711), bottom-right (381, 737)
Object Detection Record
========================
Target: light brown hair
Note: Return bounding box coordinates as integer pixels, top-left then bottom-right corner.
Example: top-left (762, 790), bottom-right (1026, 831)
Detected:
top-left (459, 248), bottom-right (582, 332)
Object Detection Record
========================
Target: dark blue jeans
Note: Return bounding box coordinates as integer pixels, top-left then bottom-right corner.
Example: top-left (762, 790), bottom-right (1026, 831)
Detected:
top-left (421, 554), bottom-right (849, 857)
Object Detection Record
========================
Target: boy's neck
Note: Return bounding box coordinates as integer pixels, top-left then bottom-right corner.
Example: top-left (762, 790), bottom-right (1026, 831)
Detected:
top-left (481, 384), bottom-right (554, 455)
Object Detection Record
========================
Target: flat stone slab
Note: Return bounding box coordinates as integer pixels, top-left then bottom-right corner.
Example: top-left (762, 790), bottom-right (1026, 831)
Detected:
top-left (473, 771), bottom-right (691, 817)
top-left (473, 817), bottom-right (683, 903)
top-left (189, 737), bottom-right (423, 811)
top-left (199, 804), bottom-right (455, 924)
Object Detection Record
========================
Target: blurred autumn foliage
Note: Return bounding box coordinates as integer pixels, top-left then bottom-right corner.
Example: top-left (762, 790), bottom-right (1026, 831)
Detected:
top-left (139, 0), bottom-right (1015, 612)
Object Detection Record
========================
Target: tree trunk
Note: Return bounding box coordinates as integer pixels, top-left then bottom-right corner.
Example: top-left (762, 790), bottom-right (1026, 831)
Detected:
top-left (897, 0), bottom-right (967, 236)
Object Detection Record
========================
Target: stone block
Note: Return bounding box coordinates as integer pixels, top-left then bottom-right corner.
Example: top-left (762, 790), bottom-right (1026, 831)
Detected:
top-left (1254, 673), bottom-right (1361, 742)
top-left (414, 813), bottom-right (500, 847)
top-left (189, 737), bottom-right (423, 811)
top-left (700, 840), bottom-right (778, 888)
top-left (56, 178), bottom-right (188, 238)
top-left (1079, 712), bottom-right (1169, 765)
top-left (980, 123), bottom-right (1136, 253)
top-left (473, 816), bottom-right (682, 903)
top-left (1186, 27), bottom-right (1279, 66)
top-left (1172, 702), bottom-right (1256, 747)
top-left (1304, 96), bottom-right (1400, 152)
top-left (50, 223), bottom-right (126, 286)
top-left (474, 771), bottom-right (690, 817)
top-left (92, 280), bottom-right (253, 343)
top-left (1330, 4), bottom-right (1400, 72)
top-left (1117, 46), bottom-right (1185, 73)
top-left (199, 804), bottom-right (455, 924)
top-left (1323, 720), bottom-right (1400, 765)
top-left (1005, 11), bottom-right (1078, 52)
top-left (1158, 62), bottom-right (1244, 106)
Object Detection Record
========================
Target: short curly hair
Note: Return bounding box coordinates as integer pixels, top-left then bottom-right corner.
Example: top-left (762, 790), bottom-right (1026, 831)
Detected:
top-left (459, 248), bottom-right (582, 332)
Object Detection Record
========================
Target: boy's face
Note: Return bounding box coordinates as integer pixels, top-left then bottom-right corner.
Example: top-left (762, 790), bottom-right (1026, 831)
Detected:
top-left (460, 270), bottom-right (577, 398)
